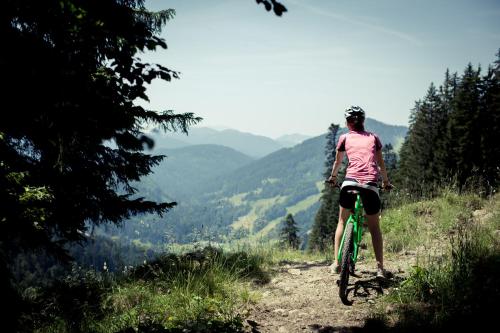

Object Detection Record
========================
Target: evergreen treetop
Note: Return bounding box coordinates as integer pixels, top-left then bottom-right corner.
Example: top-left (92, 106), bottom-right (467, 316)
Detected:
top-left (396, 52), bottom-right (500, 196)
top-left (280, 213), bottom-right (300, 249)
top-left (309, 123), bottom-right (342, 251)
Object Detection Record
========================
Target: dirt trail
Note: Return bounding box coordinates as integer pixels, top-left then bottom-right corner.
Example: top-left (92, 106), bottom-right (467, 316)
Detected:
top-left (244, 255), bottom-right (415, 333)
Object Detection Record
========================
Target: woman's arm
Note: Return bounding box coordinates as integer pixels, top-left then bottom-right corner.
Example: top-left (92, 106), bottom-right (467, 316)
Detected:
top-left (375, 149), bottom-right (391, 187)
top-left (328, 150), bottom-right (345, 183)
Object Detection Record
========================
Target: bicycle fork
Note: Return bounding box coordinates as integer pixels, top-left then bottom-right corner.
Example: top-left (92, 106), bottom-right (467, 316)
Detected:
top-left (338, 213), bottom-right (364, 268)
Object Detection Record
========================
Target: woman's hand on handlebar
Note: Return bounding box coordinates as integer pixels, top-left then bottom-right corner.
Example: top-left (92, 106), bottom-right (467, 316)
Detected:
top-left (325, 175), bottom-right (339, 188)
top-left (381, 180), bottom-right (394, 191)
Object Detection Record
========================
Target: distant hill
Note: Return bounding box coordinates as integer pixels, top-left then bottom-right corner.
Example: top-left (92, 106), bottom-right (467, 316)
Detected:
top-left (202, 134), bottom-right (325, 197)
top-left (196, 134), bottom-right (327, 240)
top-left (275, 134), bottom-right (312, 147)
top-left (144, 144), bottom-right (254, 201)
top-left (148, 127), bottom-right (283, 158)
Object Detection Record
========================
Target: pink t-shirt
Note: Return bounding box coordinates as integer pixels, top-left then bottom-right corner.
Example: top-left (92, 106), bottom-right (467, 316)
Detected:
top-left (336, 131), bottom-right (383, 184)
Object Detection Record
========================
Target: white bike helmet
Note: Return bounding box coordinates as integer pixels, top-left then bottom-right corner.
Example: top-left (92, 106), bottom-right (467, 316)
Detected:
top-left (344, 106), bottom-right (365, 120)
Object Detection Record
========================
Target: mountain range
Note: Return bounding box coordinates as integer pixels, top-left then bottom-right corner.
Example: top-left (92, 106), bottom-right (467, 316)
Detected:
top-left (148, 127), bottom-right (292, 158)
top-left (104, 118), bottom-right (408, 245)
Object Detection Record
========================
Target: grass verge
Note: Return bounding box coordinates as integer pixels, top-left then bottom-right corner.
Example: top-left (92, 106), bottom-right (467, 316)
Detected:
top-left (365, 192), bottom-right (500, 332)
top-left (28, 247), bottom-right (271, 333)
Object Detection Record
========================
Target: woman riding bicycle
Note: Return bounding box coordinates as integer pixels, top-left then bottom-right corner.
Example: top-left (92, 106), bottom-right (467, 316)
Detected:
top-left (328, 106), bottom-right (392, 279)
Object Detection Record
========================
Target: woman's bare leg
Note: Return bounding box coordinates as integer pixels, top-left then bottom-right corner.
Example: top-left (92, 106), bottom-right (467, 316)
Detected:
top-left (333, 206), bottom-right (351, 266)
top-left (366, 212), bottom-right (384, 270)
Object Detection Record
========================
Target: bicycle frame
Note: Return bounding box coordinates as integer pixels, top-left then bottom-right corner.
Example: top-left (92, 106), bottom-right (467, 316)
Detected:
top-left (337, 193), bottom-right (364, 265)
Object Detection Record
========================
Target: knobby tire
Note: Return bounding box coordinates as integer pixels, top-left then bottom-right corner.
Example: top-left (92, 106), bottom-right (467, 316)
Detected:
top-left (339, 222), bottom-right (354, 306)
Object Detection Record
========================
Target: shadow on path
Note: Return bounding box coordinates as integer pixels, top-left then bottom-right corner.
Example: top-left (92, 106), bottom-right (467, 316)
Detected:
top-left (276, 260), bottom-right (329, 272)
top-left (340, 273), bottom-right (405, 305)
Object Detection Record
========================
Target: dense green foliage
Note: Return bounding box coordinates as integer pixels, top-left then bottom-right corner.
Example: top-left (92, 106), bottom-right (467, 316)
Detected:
top-left (20, 246), bottom-right (270, 333)
top-left (1, 0), bottom-right (202, 329)
top-left (397, 51), bottom-right (500, 196)
top-left (11, 235), bottom-right (156, 291)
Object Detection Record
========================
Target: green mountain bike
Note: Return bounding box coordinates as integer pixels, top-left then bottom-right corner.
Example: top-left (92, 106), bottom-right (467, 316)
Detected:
top-left (337, 187), bottom-right (364, 306)
top-left (333, 184), bottom-right (392, 306)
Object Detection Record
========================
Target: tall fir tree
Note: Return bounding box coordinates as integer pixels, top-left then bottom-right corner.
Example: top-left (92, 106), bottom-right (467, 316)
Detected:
top-left (0, 1), bottom-right (202, 326)
top-left (279, 213), bottom-right (300, 249)
top-left (448, 63), bottom-right (483, 189)
top-left (397, 83), bottom-right (443, 195)
top-left (308, 124), bottom-right (343, 251)
top-left (435, 69), bottom-right (458, 179)
top-left (382, 143), bottom-right (397, 181)
top-left (479, 50), bottom-right (500, 191)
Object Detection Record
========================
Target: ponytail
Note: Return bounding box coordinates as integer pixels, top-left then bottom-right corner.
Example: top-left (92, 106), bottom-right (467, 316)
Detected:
top-left (348, 116), bottom-right (365, 131)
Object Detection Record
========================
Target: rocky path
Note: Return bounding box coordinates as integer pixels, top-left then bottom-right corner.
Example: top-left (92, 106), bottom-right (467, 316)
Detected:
top-left (244, 256), bottom-right (413, 333)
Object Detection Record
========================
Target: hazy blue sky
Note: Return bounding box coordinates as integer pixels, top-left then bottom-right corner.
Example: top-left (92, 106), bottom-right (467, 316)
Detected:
top-left (142, 0), bottom-right (500, 138)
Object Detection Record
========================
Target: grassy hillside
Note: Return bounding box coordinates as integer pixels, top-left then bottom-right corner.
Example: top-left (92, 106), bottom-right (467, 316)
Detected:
top-left (201, 135), bottom-right (326, 240)
top-left (365, 191), bottom-right (500, 331)
top-left (23, 191), bottom-right (499, 332)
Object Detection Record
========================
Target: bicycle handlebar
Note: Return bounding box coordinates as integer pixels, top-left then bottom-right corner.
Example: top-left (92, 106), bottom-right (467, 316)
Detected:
top-left (324, 179), bottom-right (341, 188)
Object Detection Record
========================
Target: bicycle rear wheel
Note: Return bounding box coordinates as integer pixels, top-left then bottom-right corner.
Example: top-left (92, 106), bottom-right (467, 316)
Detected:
top-left (339, 222), bottom-right (354, 306)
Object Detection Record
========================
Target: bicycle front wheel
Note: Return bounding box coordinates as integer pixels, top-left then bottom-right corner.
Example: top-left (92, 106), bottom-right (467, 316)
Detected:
top-left (339, 222), bottom-right (354, 306)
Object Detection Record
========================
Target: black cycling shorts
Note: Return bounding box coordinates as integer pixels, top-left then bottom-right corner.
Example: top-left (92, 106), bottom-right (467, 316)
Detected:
top-left (339, 182), bottom-right (381, 215)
